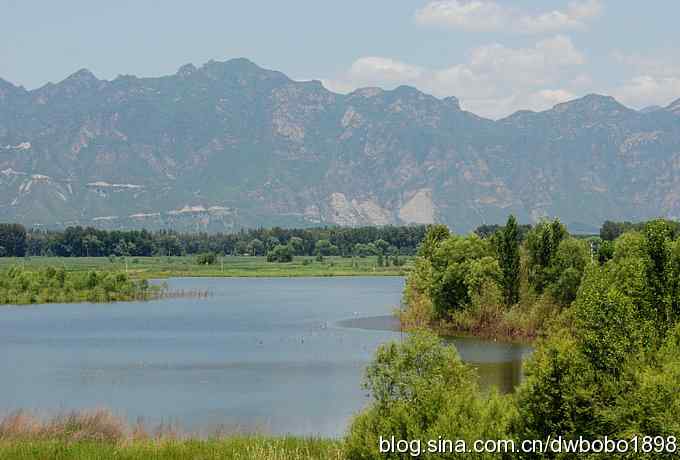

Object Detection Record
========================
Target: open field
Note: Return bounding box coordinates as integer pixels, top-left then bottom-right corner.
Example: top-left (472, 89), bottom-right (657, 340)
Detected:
top-left (0, 255), bottom-right (412, 279)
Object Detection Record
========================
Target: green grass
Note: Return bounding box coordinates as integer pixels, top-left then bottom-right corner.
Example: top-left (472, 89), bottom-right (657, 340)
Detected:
top-left (0, 409), bottom-right (344, 459)
top-left (0, 438), bottom-right (344, 460)
top-left (0, 256), bottom-right (412, 279)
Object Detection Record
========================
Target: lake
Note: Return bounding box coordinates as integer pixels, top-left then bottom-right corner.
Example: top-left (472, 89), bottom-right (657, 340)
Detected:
top-left (0, 277), bottom-right (531, 437)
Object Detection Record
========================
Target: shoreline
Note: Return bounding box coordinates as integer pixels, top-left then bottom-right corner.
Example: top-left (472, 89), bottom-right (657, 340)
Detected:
top-left (433, 319), bottom-right (539, 345)
top-left (399, 320), bottom-right (538, 346)
top-left (139, 270), bottom-right (408, 279)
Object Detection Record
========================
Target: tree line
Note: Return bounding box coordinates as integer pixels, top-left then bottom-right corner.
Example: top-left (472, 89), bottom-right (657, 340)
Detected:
top-left (0, 224), bottom-right (427, 258)
top-left (600, 219), bottom-right (680, 241)
top-left (0, 224), bottom-right (27, 257)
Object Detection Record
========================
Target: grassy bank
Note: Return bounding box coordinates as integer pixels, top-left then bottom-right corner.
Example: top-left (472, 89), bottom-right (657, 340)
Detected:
top-left (0, 255), bottom-right (411, 279)
top-left (0, 410), bottom-right (342, 460)
top-left (0, 438), bottom-right (343, 460)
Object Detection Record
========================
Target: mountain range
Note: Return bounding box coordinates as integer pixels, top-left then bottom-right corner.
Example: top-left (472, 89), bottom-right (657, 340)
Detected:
top-left (1, 58), bottom-right (680, 233)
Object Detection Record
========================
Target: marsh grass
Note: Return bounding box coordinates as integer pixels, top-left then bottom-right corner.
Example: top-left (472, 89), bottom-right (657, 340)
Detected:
top-left (0, 410), bottom-right (343, 460)
top-left (0, 409), bottom-right (126, 443)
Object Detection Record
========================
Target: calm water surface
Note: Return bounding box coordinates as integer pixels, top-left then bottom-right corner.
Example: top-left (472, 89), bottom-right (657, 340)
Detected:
top-left (0, 277), bottom-right (530, 437)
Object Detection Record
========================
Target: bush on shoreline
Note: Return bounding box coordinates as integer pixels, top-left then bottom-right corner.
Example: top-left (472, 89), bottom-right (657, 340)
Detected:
top-left (400, 217), bottom-right (589, 342)
top-left (345, 332), bottom-right (515, 459)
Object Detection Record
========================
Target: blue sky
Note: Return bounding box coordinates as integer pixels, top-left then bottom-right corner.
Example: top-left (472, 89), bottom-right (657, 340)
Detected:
top-left (2, 0), bottom-right (679, 118)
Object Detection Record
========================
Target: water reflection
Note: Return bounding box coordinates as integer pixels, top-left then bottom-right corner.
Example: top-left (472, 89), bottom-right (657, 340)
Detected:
top-left (338, 315), bottom-right (532, 393)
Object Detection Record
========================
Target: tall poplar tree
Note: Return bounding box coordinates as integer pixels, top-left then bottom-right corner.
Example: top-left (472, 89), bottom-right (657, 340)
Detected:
top-left (498, 215), bottom-right (520, 306)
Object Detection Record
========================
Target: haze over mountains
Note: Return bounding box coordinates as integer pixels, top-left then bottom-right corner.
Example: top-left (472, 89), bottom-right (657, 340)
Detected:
top-left (1, 58), bottom-right (680, 233)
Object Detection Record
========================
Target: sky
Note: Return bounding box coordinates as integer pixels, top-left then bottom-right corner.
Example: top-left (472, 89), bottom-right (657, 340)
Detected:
top-left (2, 0), bottom-right (679, 119)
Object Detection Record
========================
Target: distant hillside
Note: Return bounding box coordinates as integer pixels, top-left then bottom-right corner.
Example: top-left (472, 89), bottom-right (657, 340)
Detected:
top-left (1, 59), bottom-right (680, 233)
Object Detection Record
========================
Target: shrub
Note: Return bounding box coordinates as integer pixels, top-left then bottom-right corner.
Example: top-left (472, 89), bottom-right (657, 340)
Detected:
top-left (345, 331), bottom-right (515, 459)
top-left (515, 333), bottom-right (603, 441)
top-left (267, 245), bottom-right (294, 263)
top-left (195, 252), bottom-right (217, 265)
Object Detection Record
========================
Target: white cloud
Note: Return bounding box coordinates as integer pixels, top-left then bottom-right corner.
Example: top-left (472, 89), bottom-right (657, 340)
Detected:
top-left (519, 0), bottom-right (602, 34)
top-left (323, 36), bottom-right (585, 119)
top-left (613, 76), bottom-right (680, 108)
top-left (527, 89), bottom-right (576, 108)
top-left (612, 51), bottom-right (680, 78)
top-left (467, 35), bottom-right (584, 79)
top-left (414, 0), bottom-right (507, 32)
top-left (611, 51), bottom-right (680, 108)
top-left (348, 57), bottom-right (425, 84)
top-left (572, 73), bottom-right (594, 88)
top-left (415, 0), bottom-right (602, 35)
top-left (323, 57), bottom-right (426, 95)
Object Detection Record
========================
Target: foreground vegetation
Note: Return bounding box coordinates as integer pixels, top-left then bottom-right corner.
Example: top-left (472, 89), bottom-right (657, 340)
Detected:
top-left (0, 266), bottom-right (159, 305)
top-left (363, 217), bottom-right (680, 458)
top-left (0, 440), bottom-right (342, 460)
top-left (0, 410), bottom-right (342, 460)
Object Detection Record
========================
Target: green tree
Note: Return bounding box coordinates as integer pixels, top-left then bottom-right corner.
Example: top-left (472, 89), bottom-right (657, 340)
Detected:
top-left (315, 239), bottom-right (339, 256)
top-left (428, 234), bottom-right (492, 317)
top-left (0, 223), bottom-right (27, 257)
top-left (247, 238), bottom-right (264, 256)
top-left (668, 240), bottom-right (680, 323)
top-left (82, 234), bottom-right (102, 257)
top-left (196, 252), bottom-right (217, 265)
top-left (266, 244), bottom-right (293, 263)
top-left (600, 220), bottom-right (626, 241)
top-left (374, 239), bottom-right (390, 255)
top-left (496, 215), bottom-right (520, 306)
top-left (644, 219), bottom-right (672, 328)
top-left (516, 261), bottom-right (659, 445)
top-left (376, 253), bottom-right (384, 267)
top-left (515, 333), bottom-right (602, 441)
top-left (546, 238), bottom-right (589, 306)
top-left (526, 219), bottom-right (567, 293)
top-left (288, 236), bottom-right (304, 255)
top-left (613, 231), bottom-right (647, 262)
top-left (418, 224), bottom-right (450, 260)
top-left (573, 265), bottom-right (648, 375)
top-left (610, 324), bottom-right (680, 458)
top-left (464, 256), bottom-right (501, 300)
top-left (597, 239), bottom-right (614, 264)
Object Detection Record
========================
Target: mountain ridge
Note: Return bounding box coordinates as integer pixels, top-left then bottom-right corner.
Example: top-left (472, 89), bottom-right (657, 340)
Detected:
top-left (8, 59), bottom-right (646, 121)
top-left (1, 58), bottom-right (680, 233)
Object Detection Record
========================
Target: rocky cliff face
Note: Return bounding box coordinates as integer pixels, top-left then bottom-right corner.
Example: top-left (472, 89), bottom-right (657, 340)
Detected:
top-left (1, 59), bottom-right (680, 233)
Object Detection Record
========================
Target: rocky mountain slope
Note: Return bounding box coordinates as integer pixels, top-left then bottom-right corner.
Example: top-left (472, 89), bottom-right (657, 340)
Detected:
top-left (1, 59), bottom-right (679, 233)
